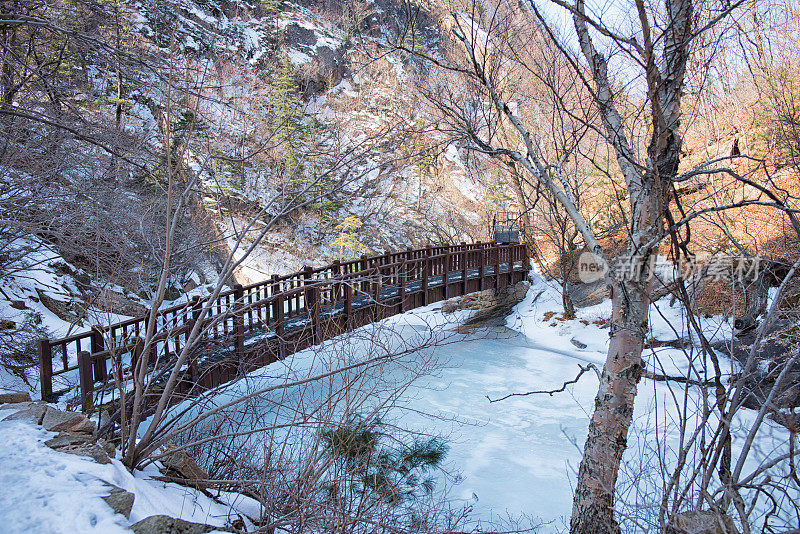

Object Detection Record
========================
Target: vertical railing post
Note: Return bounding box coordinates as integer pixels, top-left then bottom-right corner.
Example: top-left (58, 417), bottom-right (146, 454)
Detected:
top-left (399, 258), bottom-right (407, 312)
top-left (188, 296), bottom-right (201, 382)
top-left (520, 243), bottom-right (529, 282)
top-left (360, 254), bottom-right (369, 294)
top-left (233, 284), bottom-right (245, 359)
top-left (477, 243), bottom-right (486, 291)
top-left (495, 245), bottom-right (502, 290)
top-left (422, 247), bottom-right (430, 305)
top-left (504, 245), bottom-right (511, 286)
top-left (90, 325), bottom-right (107, 382)
top-left (38, 339), bottom-right (53, 401)
top-left (77, 351), bottom-right (93, 412)
top-left (332, 260), bottom-right (341, 302)
top-left (344, 280), bottom-right (353, 330)
top-left (90, 326), bottom-right (104, 354)
top-left (461, 242), bottom-right (468, 295)
top-left (275, 289), bottom-right (285, 359)
top-left (190, 295), bottom-right (202, 333)
top-left (304, 266), bottom-right (322, 344)
top-left (313, 281), bottom-right (322, 344)
top-left (271, 275), bottom-right (280, 327)
top-left (373, 265), bottom-right (382, 320)
top-left (444, 247), bottom-right (451, 299)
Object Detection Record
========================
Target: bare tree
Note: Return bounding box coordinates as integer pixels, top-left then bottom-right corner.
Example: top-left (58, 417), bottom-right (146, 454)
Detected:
top-left (396, 0), bottom-right (782, 531)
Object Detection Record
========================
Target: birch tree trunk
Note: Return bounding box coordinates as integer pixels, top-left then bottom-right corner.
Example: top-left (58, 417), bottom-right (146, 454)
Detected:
top-left (568, 0), bottom-right (691, 530)
top-left (569, 207), bottom-right (660, 534)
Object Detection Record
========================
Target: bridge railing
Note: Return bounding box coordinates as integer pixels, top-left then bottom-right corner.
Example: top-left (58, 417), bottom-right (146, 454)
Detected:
top-left (38, 242), bottom-right (528, 409)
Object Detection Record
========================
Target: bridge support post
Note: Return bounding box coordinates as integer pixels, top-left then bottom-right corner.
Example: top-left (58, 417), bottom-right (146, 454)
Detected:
top-left (38, 339), bottom-right (53, 401)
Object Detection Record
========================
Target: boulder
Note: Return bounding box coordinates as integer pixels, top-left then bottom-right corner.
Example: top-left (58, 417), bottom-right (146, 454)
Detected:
top-left (68, 415), bottom-right (97, 434)
top-left (129, 515), bottom-right (220, 534)
top-left (9, 300), bottom-right (27, 310)
top-left (97, 290), bottom-right (148, 317)
top-left (44, 430), bottom-right (112, 464)
top-left (568, 279), bottom-right (610, 308)
top-left (443, 281), bottom-right (531, 330)
top-left (45, 433), bottom-right (96, 449)
top-left (666, 510), bottom-right (739, 534)
top-left (2, 403), bottom-right (47, 424)
top-left (36, 289), bottom-right (83, 322)
top-left (49, 437), bottom-right (111, 464)
top-left (443, 281), bottom-right (530, 314)
top-left (101, 482), bottom-right (134, 519)
top-left (61, 442), bottom-right (111, 464)
top-left (769, 411), bottom-right (800, 431)
top-left (0, 390), bottom-right (31, 404)
top-left (158, 446), bottom-right (209, 485)
top-left (297, 45), bottom-right (347, 97)
top-left (42, 407), bottom-right (95, 434)
top-left (97, 438), bottom-right (117, 458)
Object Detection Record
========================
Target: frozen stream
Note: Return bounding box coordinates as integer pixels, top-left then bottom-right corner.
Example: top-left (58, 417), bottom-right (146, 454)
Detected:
top-left (392, 327), bottom-right (602, 530)
top-left (168, 275), bottom-right (795, 532)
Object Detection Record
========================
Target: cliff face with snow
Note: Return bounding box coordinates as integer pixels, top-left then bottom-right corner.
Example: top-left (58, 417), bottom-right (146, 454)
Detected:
top-left (0, 0), bottom-right (501, 373)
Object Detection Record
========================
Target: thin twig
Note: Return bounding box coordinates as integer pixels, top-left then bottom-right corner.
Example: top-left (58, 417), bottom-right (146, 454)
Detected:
top-left (486, 363), bottom-right (598, 402)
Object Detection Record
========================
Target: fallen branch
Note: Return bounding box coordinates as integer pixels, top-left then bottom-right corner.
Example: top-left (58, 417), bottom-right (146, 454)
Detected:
top-left (643, 370), bottom-right (714, 387)
top-left (486, 363), bottom-right (598, 402)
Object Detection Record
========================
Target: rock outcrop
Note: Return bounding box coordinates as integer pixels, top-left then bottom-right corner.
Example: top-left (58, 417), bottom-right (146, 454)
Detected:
top-left (157, 446), bottom-right (209, 488)
top-left (441, 281), bottom-right (531, 329)
top-left (129, 515), bottom-right (221, 534)
top-left (2, 403), bottom-right (111, 463)
top-left (101, 482), bottom-right (135, 519)
top-left (0, 390), bottom-right (31, 403)
top-left (666, 510), bottom-right (739, 534)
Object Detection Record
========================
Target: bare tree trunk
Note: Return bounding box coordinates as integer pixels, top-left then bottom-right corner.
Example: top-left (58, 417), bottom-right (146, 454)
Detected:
top-left (570, 266), bottom-right (651, 533)
top-left (566, 0), bottom-right (691, 528)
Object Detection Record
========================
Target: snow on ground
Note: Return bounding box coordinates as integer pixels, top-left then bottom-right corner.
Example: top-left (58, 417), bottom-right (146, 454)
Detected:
top-left (0, 236), bottom-right (217, 398)
top-left (157, 267), bottom-right (794, 532)
top-left (2, 265), bottom-right (795, 532)
top-left (392, 274), bottom-right (790, 530)
top-left (0, 408), bottom-right (255, 533)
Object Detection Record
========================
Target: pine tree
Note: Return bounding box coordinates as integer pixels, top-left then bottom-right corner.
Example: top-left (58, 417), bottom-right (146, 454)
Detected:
top-left (271, 58), bottom-right (306, 195)
top-left (411, 123), bottom-right (433, 208)
top-left (331, 216), bottom-right (371, 260)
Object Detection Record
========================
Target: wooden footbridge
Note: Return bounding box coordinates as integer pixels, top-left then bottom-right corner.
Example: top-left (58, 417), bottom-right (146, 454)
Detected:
top-left (37, 242), bottom-right (528, 411)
